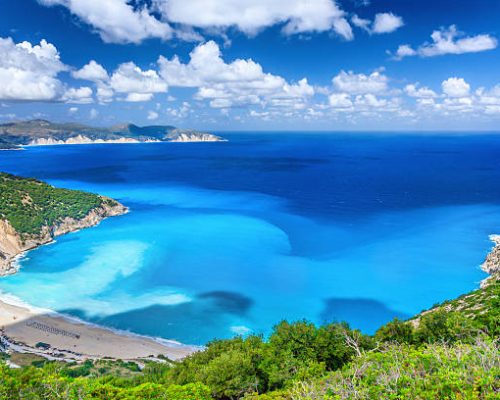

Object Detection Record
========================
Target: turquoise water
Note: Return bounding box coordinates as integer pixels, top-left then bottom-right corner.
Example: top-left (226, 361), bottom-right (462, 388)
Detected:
top-left (1, 133), bottom-right (500, 345)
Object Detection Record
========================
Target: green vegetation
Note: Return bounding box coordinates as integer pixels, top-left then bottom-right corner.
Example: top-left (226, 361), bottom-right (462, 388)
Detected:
top-left (0, 172), bottom-right (110, 236)
top-left (1, 277), bottom-right (498, 399)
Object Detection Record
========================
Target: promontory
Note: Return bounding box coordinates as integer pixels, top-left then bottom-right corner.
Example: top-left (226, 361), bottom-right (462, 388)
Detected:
top-left (0, 172), bottom-right (127, 275)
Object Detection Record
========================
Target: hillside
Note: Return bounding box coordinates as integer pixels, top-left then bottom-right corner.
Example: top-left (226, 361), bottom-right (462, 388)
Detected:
top-left (0, 120), bottom-right (224, 149)
top-left (0, 172), bottom-right (127, 274)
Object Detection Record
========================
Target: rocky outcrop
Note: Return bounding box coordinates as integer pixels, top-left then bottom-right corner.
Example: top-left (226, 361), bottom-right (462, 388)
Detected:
top-left (0, 199), bottom-right (127, 276)
top-left (169, 132), bottom-right (226, 142)
top-left (480, 234), bottom-right (500, 287)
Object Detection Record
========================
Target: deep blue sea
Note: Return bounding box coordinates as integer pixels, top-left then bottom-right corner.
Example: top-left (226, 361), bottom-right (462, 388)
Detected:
top-left (1, 132), bottom-right (500, 345)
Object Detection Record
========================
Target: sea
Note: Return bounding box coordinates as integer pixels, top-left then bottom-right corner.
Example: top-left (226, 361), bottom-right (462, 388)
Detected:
top-left (1, 132), bottom-right (499, 345)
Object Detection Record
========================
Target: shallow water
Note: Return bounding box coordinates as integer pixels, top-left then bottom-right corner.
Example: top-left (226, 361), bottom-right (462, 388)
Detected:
top-left (1, 132), bottom-right (499, 344)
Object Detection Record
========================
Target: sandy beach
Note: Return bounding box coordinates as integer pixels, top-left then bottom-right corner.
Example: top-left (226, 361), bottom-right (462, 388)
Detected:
top-left (0, 296), bottom-right (195, 361)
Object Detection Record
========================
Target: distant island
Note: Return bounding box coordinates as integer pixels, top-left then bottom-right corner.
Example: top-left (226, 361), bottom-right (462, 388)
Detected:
top-left (0, 119), bottom-right (225, 150)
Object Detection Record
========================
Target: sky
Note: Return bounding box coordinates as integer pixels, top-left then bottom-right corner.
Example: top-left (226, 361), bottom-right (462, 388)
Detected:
top-left (0, 0), bottom-right (499, 131)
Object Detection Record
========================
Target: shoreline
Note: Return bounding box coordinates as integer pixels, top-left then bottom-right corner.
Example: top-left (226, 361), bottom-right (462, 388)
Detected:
top-left (1, 135), bottom-right (227, 151)
top-left (0, 198), bottom-right (128, 275)
top-left (0, 292), bottom-right (196, 362)
top-left (480, 234), bottom-right (500, 287)
top-left (0, 194), bottom-right (198, 362)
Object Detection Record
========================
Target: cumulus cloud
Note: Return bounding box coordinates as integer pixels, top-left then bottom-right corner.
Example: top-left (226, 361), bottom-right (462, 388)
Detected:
top-left (372, 13), bottom-right (404, 34)
top-left (158, 40), bottom-right (314, 108)
top-left (37, 0), bottom-right (357, 42)
top-left (72, 60), bottom-right (109, 82)
top-left (154, 0), bottom-right (353, 40)
top-left (394, 44), bottom-right (417, 59)
top-left (332, 70), bottom-right (388, 94)
top-left (324, 69), bottom-right (405, 118)
top-left (407, 77), bottom-right (500, 117)
top-left (38, 0), bottom-right (172, 44)
top-left (404, 84), bottom-right (437, 98)
top-left (394, 25), bottom-right (497, 59)
top-left (328, 93), bottom-right (353, 108)
top-left (61, 86), bottom-right (93, 103)
top-left (108, 62), bottom-right (167, 102)
top-left (0, 37), bottom-right (66, 101)
top-left (167, 102), bottom-right (192, 119)
top-left (442, 77), bottom-right (470, 98)
top-left (351, 12), bottom-right (403, 34)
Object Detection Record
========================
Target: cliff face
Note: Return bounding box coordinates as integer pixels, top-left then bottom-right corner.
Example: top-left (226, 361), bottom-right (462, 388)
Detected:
top-left (0, 199), bottom-right (127, 276)
top-left (27, 135), bottom-right (145, 146)
top-left (168, 132), bottom-right (225, 142)
top-left (481, 235), bottom-right (500, 287)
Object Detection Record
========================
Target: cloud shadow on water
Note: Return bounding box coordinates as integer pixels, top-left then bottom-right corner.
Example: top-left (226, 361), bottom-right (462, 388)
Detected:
top-left (320, 298), bottom-right (410, 334)
top-left (61, 291), bottom-right (254, 345)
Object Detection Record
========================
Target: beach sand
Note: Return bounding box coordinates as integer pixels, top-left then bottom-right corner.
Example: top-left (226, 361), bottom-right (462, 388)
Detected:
top-left (0, 297), bottom-right (195, 361)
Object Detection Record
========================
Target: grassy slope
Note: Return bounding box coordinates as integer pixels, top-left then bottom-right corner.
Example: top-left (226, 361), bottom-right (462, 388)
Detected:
top-left (0, 172), bottom-right (112, 236)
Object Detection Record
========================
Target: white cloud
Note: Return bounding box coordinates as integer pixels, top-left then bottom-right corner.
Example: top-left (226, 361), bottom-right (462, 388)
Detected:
top-left (352, 12), bottom-right (403, 35)
top-left (328, 93), bottom-right (353, 108)
top-left (96, 85), bottom-right (114, 103)
top-left (72, 60), bottom-right (109, 82)
top-left (61, 86), bottom-right (93, 103)
top-left (394, 25), bottom-right (497, 59)
top-left (38, 0), bottom-right (172, 44)
top-left (167, 102), bottom-right (191, 119)
top-left (124, 93), bottom-right (154, 102)
top-left (100, 62), bottom-right (168, 103)
top-left (0, 37), bottom-right (66, 101)
top-left (89, 108), bottom-right (98, 119)
top-left (110, 62), bottom-right (167, 94)
top-left (442, 77), bottom-right (470, 98)
top-left (394, 44), bottom-right (417, 59)
top-left (371, 13), bottom-right (404, 34)
top-left (68, 106), bottom-right (78, 114)
top-left (147, 110), bottom-right (159, 120)
top-left (351, 15), bottom-right (370, 32)
top-left (355, 94), bottom-right (389, 108)
top-left (404, 84), bottom-right (437, 98)
top-left (158, 41), bottom-right (314, 109)
top-left (332, 70), bottom-right (388, 94)
top-left (476, 85), bottom-right (500, 105)
top-left (154, 0), bottom-right (353, 40)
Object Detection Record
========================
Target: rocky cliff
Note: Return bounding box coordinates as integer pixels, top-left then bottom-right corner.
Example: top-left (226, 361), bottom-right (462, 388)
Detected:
top-left (481, 234), bottom-right (500, 287)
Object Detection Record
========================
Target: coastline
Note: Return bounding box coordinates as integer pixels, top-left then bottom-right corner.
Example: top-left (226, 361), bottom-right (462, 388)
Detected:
top-left (0, 293), bottom-right (196, 362)
top-left (480, 234), bottom-right (500, 287)
top-left (0, 198), bottom-right (128, 275)
top-left (0, 133), bottom-right (226, 151)
top-left (0, 195), bottom-right (199, 362)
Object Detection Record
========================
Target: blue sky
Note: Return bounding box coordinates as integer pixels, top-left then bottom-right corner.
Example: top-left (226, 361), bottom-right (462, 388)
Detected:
top-left (0, 0), bottom-right (499, 131)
